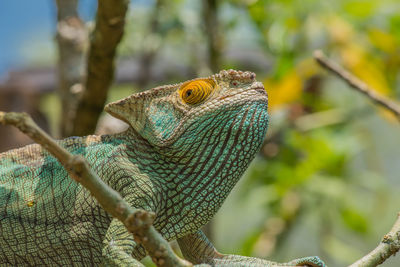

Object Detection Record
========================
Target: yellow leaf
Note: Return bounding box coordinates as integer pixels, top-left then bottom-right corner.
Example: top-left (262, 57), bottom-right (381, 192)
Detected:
top-left (339, 44), bottom-right (396, 122)
top-left (326, 16), bottom-right (354, 45)
top-left (265, 70), bottom-right (302, 112)
top-left (368, 28), bottom-right (398, 54)
top-left (340, 44), bottom-right (391, 96)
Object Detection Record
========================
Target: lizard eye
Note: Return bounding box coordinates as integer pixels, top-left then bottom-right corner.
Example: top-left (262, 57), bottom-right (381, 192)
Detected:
top-left (179, 78), bottom-right (215, 105)
top-left (185, 90), bottom-right (192, 97)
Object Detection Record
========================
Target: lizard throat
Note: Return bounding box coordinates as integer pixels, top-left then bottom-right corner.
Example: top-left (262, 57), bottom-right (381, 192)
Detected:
top-left (151, 101), bottom-right (269, 239)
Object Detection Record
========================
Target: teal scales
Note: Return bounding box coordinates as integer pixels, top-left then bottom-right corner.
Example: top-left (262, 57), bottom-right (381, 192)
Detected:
top-left (0, 70), bottom-right (324, 266)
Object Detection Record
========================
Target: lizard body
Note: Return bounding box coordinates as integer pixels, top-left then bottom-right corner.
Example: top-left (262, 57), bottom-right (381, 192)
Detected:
top-left (0, 70), bottom-right (324, 266)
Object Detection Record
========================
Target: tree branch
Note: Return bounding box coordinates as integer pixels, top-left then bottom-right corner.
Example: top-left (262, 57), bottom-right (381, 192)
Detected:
top-left (55, 0), bottom-right (86, 137)
top-left (72, 0), bottom-right (129, 136)
top-left (0, 111), bottom-right (192, 267)
top-left (202, 0), bottom-right (222, 73)
top-left (136, 0), bottom-right (164, 89)
top-left (313, 50), bottom-right (400, 122)
top-left (348, 213), bottom-right (400, 267)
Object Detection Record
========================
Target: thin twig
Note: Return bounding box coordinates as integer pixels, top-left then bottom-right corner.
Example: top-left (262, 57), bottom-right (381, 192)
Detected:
top-left (313, 50), bottom-right (400, 122)
top-left (0, 111), bottom-right (192, 267)
top-left (348, 213), bottom-right (400, 267)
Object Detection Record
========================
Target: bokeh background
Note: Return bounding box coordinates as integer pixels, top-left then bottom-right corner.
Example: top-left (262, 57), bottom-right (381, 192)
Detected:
top-left (1, 0), bottom-right (400, 266)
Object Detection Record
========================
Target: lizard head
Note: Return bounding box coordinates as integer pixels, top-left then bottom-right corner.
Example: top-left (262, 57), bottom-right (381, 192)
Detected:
top-left (106, 70), bottom-right (268, 231)
top-left (105, 69), bottom-right (269, 151)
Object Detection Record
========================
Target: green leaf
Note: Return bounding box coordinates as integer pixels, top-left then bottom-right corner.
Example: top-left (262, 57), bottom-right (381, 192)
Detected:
top-left (340, 207), bottom-right (369, 234)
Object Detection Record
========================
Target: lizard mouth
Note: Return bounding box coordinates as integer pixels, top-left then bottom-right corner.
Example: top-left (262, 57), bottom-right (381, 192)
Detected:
top-left (216, 82), bottom-right (267, 100)
top-left (217, 86), bottom-right (267, 101)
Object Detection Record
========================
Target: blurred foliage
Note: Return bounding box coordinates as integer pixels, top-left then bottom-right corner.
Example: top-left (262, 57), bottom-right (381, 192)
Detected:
top-left (13, 0), bottom-right (400, 266)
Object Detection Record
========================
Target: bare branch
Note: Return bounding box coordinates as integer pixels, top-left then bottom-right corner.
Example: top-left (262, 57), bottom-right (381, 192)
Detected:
top-left (55, 0), bottom-right (86, 137)
top-left (136, 0), bottom-right (164, 88)
top-left (72, 0), bottom-right (129, 136)
top-left (202, 0), bottom-right (222, 73)
top-left (349, 213), bottom-right (400, 267)
top-left (313, 50), bottom-right (400, 122)
top-left (0, 111), bottom-right (193, 267)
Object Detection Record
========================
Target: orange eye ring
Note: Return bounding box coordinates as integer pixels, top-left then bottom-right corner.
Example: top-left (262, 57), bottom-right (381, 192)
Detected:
top-left (179, 78), bottom-right (215, 105)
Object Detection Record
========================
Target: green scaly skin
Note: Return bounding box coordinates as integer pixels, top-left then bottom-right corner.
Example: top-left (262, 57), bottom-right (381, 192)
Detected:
top-left (0, 70), bottom-right (325, 267)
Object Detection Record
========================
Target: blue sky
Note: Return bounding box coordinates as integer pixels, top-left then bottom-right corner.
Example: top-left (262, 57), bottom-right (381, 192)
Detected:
top-left (0, 0), bottom-right (98, 76)
top-left (0, 0), bottom-right (151, 77)
top-left (1, 1), bottom-right (50, 75)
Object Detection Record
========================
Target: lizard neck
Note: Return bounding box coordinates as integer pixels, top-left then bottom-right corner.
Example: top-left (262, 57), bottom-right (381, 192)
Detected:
top-left (110, 102), bottom-right (268, 240)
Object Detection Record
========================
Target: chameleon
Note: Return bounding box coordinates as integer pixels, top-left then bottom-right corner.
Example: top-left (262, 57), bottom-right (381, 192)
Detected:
top-left (0, 70), bottom-right (325, 266)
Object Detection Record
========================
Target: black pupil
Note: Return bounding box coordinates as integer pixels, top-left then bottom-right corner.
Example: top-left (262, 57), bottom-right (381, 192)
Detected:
top-left (186, 90), bottom-right (192, 97)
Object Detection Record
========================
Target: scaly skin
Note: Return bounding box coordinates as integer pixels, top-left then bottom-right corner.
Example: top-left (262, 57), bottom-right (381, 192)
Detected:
top-left (0, 70), bottom-right (325, 266)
